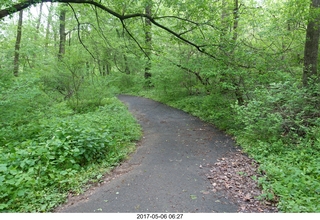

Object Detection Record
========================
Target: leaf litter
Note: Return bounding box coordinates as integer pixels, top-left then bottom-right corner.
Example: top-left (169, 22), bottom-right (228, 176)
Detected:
top-left (206, 150), bottom-right (278, 213)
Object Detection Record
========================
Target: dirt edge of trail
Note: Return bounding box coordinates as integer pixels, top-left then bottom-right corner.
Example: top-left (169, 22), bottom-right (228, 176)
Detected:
top-left (206, 150), bottom-right (279, 213)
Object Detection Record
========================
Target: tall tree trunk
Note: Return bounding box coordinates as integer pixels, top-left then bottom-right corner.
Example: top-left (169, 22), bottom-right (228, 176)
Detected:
top-left (144, 2), bottom-right (152, 81)
top-left (232, 0), bottom-right (239, 44)
top-left (13, 10), bottom-right (24, 77)
top-left (230, 0), bottom-right (244, 105)
top-left (35, 2), bottom-right (43, 40)
top-left (45, 3), bottom-right (54, 55)
top-left (27, 2), bottom-right (43, 68)
top-left (58, 6), bottom-right (67, 60)
top-left (220, 0), bottom-right (230, 49)
top-left (303, 0), bottom-right (320, 86)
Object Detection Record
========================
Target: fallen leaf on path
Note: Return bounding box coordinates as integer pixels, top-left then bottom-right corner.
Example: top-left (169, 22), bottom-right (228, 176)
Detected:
top-left (201, 191), bottom-right (210, 195)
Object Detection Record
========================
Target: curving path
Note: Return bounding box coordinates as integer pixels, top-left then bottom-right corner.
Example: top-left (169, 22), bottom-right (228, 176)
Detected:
top-left (56, 95), bottom-right (239, 213)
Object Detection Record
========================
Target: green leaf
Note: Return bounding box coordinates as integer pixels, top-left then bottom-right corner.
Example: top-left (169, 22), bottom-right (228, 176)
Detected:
top-left (0, 203), bottom-right (9, 210)
top-left (17, 189), bottom-right (27, 196)
top-left (0, 164), bottom-right (7, 172)
top-left (0, 175), bottom-right (5, 184)
top-left (97, 174), bottom-right (103, 179)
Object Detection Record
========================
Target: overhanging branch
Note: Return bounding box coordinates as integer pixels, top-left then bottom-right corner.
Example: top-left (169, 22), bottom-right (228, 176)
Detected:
top-left (0, 0), bottom-right (125, 20)
top-left (68, 3), bottom-right (97, 61)
top-left (0, 0), bottom-right (224, 63)
top-left (121, 20), bottom-right (150, 60)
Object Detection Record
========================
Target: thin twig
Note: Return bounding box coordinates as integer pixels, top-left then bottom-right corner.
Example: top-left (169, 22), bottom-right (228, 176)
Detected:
top-left (68, 3), bottom-right (97, 61)
top-left (121, 20), bottom-right (150, 60)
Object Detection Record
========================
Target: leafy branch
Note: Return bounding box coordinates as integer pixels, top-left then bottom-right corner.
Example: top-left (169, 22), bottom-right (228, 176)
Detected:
top-left (0, 0), bottom-right (253, 68)
top-left (67, 3), bottom-right (97, 61)
top-left (0, 0), bottom-right (220, 61)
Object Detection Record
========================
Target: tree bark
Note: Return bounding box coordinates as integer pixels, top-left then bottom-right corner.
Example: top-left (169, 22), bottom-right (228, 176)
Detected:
top-left (58, 6), bottom-right (67, 60)
top-left (45, 3), bottom-right (54, 55)
top-left (232, 0), bottom-right (239, 43)
top-left (303, 0), bottom-right (320, 86)
top-left (144, 2), bottom-right (152, 81)
top-left (220, 0), bottom-right (228, 50)
top-left (229, 0), bottom-right (244, 105)
top-left (35, 2), bottom-right (43, 39)
top-left (13, 10), bottom-right (24, 77)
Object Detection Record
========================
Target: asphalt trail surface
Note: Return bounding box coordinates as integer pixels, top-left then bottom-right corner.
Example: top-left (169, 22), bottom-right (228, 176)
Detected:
top-left (56, 95), bottom-right (239, 213)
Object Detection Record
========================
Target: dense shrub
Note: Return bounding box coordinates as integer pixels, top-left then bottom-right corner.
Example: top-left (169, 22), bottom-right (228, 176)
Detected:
top-left (233, 80), bottom-right (320, 146)
top-left (232, 80), bottom-right (320, 212)
top-left (164, 94), bottom-right (235, 131)
top-left (0, 75), bottom-right (141, 212)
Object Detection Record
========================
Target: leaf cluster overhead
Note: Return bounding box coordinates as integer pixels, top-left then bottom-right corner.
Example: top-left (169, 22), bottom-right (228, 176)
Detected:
top-left (0, 0), bottom-right (224, 61)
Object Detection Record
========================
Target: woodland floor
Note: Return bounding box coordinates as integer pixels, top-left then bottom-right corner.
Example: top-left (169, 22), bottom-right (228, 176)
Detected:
top-left (205, 150), bottom-right (278, 212)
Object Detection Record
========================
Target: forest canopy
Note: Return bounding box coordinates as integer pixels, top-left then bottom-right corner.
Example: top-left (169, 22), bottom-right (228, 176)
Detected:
top-left (0, 0), bottom-right (319, 213)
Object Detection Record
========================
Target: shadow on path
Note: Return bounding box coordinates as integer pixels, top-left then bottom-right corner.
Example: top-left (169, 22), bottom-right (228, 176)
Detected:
top-left (56, 95), bottom-right (239, 213)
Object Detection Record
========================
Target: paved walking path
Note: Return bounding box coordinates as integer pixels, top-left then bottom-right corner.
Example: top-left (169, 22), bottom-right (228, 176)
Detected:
top-left (56, 95), bottom-right (239, 213)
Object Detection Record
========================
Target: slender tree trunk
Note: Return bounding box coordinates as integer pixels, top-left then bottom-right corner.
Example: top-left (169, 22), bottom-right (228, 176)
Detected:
top-left (232, 0), bottom-right (239, 43)
top-left (27, 2), bottom-right (43, 68)
top-left (220, 0), bottom-right (230, 49)
top-left (303, 0), bottom-right (320, 86)
top-left (144, 2), bottom-right (152, 81)
top-left (13, 10), bottom-right (24, 77)
top-left (58, 7), bottom-right (67, 60)
top-left (223, 0), bottom-right (244, 105)
top-left (230, 0), bottom-right (244, 105)
top-left (35, 2), bottom-right (43, 40)
top-left (45, 3), bottom-right (54, 55)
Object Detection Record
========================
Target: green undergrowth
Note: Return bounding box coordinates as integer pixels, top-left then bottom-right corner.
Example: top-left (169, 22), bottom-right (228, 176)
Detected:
top-left (0, 75), bottom-right (141, 212)
top-left (236, 137), bottom-right (320, 212)
top-left (231, 81), bottom-right (320, 212)
top-left (137, 82), bottom-right (320, 213)
top-left (137, 90), bottom-right (236, 131)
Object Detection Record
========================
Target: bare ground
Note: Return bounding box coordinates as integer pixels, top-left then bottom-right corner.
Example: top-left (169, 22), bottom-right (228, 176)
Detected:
top-left (206, 150), bottom-right (279, 213)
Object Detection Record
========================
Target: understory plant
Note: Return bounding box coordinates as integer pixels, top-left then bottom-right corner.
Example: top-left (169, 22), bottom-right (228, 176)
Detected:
top-left (232, 80), bottom-right (320, 212)
top-left (0, 75), bottom-right (141, 212)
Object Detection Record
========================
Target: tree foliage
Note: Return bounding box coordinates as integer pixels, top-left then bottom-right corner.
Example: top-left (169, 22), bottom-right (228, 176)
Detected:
top-left (0, 0), bottom-right (320, 213)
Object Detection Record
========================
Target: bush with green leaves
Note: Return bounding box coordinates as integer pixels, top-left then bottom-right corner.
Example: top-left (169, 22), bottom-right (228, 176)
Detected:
top-left (40, 60), bottom-right (117, 113)
top-left (0, 101), bottom-right (141, 212)
top-left (231, 79), bottom-right (320, 212)
top-left (163, 94), bottom-right (235, 131)
top-left (0, 76), bottom-right (54, 143)
top-left (107, 72), bottom-right (145, 94)
top-left (0, 74), bottom-right (141, 212)
top-left (233, 80), bottom-right (320, 146)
